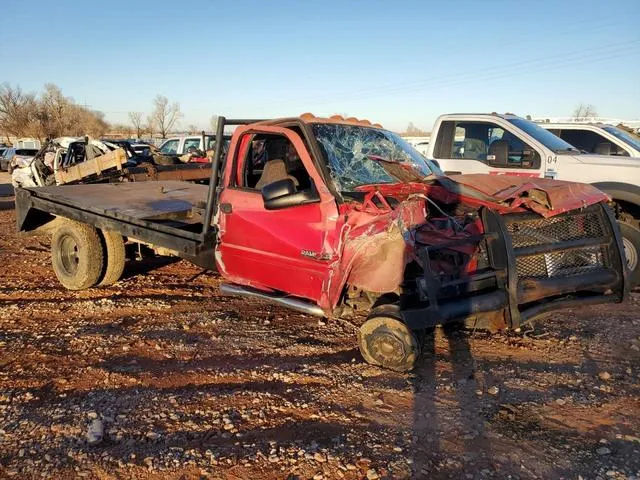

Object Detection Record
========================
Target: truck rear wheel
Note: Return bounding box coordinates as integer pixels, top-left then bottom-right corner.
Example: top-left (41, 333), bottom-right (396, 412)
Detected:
top-left (358, 315), bottom-right (420, 372)
top-left (619, 221), bottom-right (640, 287)
top-left (51, 221), bottom-right (104, 290)
top-left (98, 230), bottom-right (126, 286)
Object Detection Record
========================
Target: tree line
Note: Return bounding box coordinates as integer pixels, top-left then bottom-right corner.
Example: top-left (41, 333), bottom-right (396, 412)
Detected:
top-left (0, 83), bottom-right (109, 142)
top-left (0, 83), bottom-right (184, 142)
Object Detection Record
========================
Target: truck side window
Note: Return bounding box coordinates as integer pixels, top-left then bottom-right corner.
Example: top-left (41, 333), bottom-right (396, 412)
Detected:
top-left (240, 134), bottom-right (312, 191)
top-left (160, 139), bottom-right (179, 154)
top-left (558, 129), bottom-right (627, 156)
top-left (437, 121), bottom-right (539, 169)
top-left (183, 138), bottom-right (200, 152)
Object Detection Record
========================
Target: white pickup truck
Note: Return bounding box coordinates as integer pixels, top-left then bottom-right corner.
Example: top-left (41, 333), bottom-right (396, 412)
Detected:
top-left (426, 113), bottom-right (640, 285)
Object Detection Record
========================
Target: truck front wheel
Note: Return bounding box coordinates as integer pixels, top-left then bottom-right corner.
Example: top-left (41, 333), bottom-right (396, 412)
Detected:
top-left (358, 315), bottom-right (420, 372)
top-left (619, 221), bottom-right (640, 286)
top-left (51, 221), bottom-right (104, 290)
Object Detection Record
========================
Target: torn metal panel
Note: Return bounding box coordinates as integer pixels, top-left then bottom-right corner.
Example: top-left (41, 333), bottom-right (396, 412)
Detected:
top-left (447, 173), bottom-right (609, 217)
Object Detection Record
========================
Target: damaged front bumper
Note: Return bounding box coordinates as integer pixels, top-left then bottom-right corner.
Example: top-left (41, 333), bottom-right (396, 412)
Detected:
top-left (403, 202), bottom-right (628, 330)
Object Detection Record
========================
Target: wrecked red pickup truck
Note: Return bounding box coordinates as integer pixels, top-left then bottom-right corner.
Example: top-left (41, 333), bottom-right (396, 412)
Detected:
top-left (16, 115), bottom-right (629, 371)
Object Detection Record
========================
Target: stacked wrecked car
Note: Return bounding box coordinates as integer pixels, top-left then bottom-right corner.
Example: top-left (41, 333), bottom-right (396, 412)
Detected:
top-left (10, 136), bottom-right (218, 188)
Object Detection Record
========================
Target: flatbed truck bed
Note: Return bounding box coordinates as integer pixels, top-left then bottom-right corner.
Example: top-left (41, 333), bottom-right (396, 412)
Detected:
top-left (16, 181), bottom-right (213, 263)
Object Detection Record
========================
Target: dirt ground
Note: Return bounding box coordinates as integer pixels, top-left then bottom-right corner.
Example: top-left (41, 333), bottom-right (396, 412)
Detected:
top-left (0, 182), bottom-right (639, 480)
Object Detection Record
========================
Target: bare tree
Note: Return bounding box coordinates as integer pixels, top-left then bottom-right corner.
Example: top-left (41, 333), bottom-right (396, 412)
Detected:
top-left (149, 95), bottom-right (182, 139)
top-left (573, 103), bottom-right (598, 120)
top-left (128, 112), bottom-right (145, 138)
top-left (0, 83), bottom-right (109, 140)
top-left (29, 84), bottom-right (108, 138)
top-left (187, 124), bottom-right (199, 134)
top-left (0, 83), bottom-right (38, 140)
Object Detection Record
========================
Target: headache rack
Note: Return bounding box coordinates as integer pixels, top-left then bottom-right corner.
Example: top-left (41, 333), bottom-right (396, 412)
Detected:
top-left (402, 202), bottom-right (627, 330)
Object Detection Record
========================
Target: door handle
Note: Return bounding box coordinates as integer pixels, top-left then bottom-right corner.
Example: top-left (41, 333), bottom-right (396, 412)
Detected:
top-left (220, 203), bottom-right (232, 214)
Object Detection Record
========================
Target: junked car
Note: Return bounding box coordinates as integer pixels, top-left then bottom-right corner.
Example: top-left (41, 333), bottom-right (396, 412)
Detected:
top-left (16, 114), bottom-right (629, 371)
top-left (2, 147), bottom-right (40, 174)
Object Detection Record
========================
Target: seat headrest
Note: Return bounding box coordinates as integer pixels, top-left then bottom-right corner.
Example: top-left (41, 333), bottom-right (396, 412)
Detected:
top-left (594, 142), bottom-right (611, 155)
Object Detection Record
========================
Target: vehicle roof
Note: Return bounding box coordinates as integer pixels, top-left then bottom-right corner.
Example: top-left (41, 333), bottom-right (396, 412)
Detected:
top-left (436, 112), bottom-right (521, 121)
top-left (254, 113), bottom-right (384, 129)
top-left (537, 122), bottom-right (614, 129)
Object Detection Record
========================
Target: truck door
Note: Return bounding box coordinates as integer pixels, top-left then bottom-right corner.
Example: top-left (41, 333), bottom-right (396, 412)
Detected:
top-left (432, 120), bottom-right (543, 178)
top-left (216, 126), bottom-right (339, 303)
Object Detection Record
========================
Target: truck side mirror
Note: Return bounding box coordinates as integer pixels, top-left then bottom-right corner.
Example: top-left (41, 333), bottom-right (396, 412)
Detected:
top-left (486, 139), bottom-right (509, 167)
top-left (261, 178), bottom-right (320, 210)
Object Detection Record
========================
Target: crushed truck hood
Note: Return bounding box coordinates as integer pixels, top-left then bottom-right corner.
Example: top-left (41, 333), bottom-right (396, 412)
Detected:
top-left (354, 174), bottom-right (608, 217)
top-left (441, 174), bottom-right (609, 217)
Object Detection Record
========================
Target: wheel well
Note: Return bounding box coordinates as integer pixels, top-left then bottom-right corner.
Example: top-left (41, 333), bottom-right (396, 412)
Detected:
top-left (591, 182), bottom-right (640, 221)
top-left (613, 198), bottom-right (640, 222)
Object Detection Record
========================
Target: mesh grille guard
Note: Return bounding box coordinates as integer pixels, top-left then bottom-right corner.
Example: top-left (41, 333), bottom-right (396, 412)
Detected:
top-left (482, 202), bottom-right (627, 328)
top-left (506, 208), bottom-right (610, 280)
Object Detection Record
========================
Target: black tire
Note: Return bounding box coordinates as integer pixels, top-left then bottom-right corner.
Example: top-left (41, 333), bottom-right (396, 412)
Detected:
top-left (619, 221), bottom-right (640, 287)
top-left (51, 221), bottom-right (104, 290)
top-left (358, 315), bottom-right (420, 372)
top-left (98, 230), bottom-right (126, 286)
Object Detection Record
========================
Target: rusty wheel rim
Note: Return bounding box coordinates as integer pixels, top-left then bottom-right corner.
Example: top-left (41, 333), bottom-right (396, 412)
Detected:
top-left (369, 331), bottom-right (407, 365)
top-left (59, 234), bottom-right (80, 275)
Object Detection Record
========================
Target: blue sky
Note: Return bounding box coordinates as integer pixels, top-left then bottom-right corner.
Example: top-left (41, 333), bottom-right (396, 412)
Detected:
top-left (1, 0), bottom-right (639, 131)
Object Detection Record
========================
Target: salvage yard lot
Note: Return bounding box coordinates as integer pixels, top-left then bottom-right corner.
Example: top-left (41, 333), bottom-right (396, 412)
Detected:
top-left (0, 186), bottom-right (639, 479)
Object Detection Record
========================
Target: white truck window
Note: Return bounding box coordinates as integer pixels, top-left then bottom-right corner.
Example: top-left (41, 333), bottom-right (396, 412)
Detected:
top-left (558, 129), bottom-right (628, 156)
top-left (436, 121), bottom-right (538, 168)
top-left (183, 138), bottom-right (201, 152)
top-left (160, 139), bottom-right (179, 154)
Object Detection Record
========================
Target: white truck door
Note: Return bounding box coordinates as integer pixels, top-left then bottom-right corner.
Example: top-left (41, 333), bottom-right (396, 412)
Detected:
top-left (431, 119), bottom-right (544, 178)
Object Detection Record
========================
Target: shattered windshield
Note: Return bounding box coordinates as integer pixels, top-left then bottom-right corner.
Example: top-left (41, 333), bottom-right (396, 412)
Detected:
top-left (312, 123), bottom-right (441, 192)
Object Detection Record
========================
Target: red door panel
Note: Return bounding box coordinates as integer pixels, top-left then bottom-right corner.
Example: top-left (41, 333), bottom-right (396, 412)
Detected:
top-left (216, 126), bottom-right (339, 304)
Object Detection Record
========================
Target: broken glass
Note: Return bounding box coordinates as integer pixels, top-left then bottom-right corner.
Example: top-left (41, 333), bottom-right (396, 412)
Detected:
top-left (312, 123), bottom-right (440, 192)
